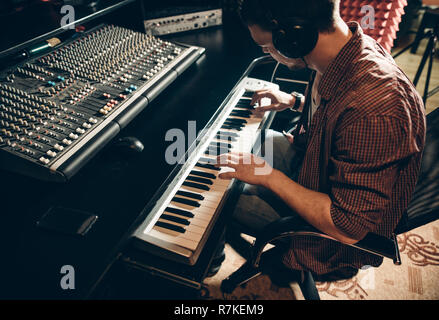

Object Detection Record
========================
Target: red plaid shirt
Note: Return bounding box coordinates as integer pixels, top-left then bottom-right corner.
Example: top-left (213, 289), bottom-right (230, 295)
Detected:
top-left (283, 22), bottom-right (426, 274)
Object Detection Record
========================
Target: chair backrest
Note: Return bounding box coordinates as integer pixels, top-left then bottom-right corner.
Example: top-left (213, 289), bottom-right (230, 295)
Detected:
top-left (396, 107), bottom-right (439, 234)
top-left (339, 0), bottom-right (408, 53)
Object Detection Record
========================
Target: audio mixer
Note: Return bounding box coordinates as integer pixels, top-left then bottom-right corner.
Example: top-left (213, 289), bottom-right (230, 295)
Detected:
top-left (0, 24), bottom-right (204, 182)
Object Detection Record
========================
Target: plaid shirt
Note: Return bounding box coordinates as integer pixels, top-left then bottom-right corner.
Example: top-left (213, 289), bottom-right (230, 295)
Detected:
top-left (283, 22), bottom-right (426, 274)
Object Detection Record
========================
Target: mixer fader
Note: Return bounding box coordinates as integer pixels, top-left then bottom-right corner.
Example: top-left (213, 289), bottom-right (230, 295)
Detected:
top-left (0, 24), bottom-right (205, 182)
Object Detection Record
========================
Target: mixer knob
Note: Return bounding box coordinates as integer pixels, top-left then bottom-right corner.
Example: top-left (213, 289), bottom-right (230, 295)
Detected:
top-left (46, 150), bottom-right (57, 158)
top-left (54, 143), bottom-right (64, 151)
top-left (39, 157), bottom-right (50, 165)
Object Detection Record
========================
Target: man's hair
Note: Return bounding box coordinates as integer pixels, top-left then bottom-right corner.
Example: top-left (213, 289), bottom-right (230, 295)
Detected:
top-left (239, 0), bottom-right (340, 33)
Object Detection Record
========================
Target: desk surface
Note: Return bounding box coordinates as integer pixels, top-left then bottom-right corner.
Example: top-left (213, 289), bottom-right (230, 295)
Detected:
top-left (0, 18), bottom-right (274, 299)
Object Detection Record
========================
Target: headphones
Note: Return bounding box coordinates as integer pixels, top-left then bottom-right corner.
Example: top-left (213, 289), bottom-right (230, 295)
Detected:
top-left (270, 17), bottom-right (319, 59)
top-left (258, 0), bottom-right (319, 59)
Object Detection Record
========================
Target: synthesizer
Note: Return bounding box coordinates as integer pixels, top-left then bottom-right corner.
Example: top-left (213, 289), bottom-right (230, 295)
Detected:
top-left (132, 74), bottom-right (278, 265)
top-left (0, 24), bottom-right (204, 182)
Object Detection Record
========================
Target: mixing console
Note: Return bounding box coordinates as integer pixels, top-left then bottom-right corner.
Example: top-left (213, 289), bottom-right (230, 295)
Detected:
top-left (0, 24), bottom-right (204, 182)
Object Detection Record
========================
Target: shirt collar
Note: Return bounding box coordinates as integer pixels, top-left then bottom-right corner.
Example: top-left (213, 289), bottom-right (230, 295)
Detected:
top-left (317, 21), bottom-right (363, 100)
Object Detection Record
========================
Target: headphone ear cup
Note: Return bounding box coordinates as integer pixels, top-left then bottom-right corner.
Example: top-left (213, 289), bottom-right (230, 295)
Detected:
top-left (272, 28), bottom-right (300, 58)
top-left (272, 19), bottom-right (319, 59)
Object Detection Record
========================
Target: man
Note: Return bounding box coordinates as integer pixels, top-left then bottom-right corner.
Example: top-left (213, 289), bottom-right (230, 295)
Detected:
top-left (215, 0), bottom-right (426, 280)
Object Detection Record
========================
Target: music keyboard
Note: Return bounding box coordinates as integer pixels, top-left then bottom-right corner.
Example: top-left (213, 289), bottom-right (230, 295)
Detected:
top-left (133, 76), bottom-right (279, 265)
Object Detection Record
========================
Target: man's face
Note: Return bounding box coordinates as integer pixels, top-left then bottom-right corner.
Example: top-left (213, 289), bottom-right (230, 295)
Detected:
top-left (248, 24), bottom-right (307, 71)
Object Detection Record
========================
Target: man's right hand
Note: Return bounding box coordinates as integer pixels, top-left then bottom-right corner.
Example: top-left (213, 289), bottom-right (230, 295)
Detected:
top-left (251, 88), bottom-right (296, 112)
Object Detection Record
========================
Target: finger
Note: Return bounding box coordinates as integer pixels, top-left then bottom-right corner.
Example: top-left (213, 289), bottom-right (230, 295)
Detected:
top-left (215, 153), bottom-right (240, 166)
top-left (215, 161), bottom-right (239, 169)
top-left (216, 152), bottom-right (240, 162)
top-left (251, 89), bottom-right (270, 105)
top-left (282, 130), bottom-right (295, 144)
top-left (219, 152), bottom-right (252, 165)
top-left (251, 90), bottom-right (275, 105)
top-left (227, 151), bottom-right (245, 158)
top-left (255, 104), bottom-right (278, 112)
top-left (218, 171), bottom-right (237, 180)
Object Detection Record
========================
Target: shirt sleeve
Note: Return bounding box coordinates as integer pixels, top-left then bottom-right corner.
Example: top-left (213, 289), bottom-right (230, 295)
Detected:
top-left (329, 115), bottom-right (417, 240)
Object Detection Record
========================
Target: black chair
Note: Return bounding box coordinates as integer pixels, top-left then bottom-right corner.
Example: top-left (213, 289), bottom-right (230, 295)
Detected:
top-left (221, 107), bottom-right (439, 300)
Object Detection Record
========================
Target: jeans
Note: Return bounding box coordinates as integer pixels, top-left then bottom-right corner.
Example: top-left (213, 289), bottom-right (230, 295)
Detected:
top-left (231, 129), bottom-right (302, 233)
top-left (210, 130), bottom-right (302, 273)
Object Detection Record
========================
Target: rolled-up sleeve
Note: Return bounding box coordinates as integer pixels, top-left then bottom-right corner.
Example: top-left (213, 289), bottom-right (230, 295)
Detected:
top-left (329, 115), bottom-right (416, 240)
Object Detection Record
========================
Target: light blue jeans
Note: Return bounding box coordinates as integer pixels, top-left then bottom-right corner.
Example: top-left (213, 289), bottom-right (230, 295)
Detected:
top-left (232, 130), bottom-right (302, 233)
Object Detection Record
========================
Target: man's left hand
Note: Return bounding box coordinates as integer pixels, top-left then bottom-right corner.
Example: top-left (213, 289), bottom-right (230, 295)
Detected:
top-left (214, 152), bottom-right (274, 187)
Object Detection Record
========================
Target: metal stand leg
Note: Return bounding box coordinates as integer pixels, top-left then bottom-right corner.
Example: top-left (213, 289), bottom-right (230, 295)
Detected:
top-left (297, 271), bottom-right (320, 300)
top-left (423, 36), bottom-right (435, 103)
top-left (413, 31), bottom-right (434, 87)
top-left (220, 261), bottom-right (262, 294)
top-left (411, 11), bottom-right (429, 54)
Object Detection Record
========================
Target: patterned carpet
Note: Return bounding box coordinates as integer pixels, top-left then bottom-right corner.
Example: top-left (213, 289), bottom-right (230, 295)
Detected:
top-left (202, 219), bottom-right (439, 300)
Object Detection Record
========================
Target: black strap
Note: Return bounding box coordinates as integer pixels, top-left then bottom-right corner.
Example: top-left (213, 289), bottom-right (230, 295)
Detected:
top-left (318, 99), bottom-right (330, 193)
top-left (301, 70), bottom-right (316, 132)
top-left (291, 70), bottom-right (316, 149)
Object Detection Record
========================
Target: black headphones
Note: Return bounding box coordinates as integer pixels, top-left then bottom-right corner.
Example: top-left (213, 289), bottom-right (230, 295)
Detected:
top-left (258, 0), bottom-right (319, 59)
top-left (270, 17), bottom-right (319, 59)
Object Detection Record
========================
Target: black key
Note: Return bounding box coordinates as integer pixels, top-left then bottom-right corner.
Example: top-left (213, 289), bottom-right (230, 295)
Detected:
top-left (165, 207), bottom-right (194, 218)
top-left (183, 181), bottom-right (211, 191)
top-left (224, 119), bottom-right (244, 125)
top-left (176, 190), bottom-right (204, 200)
top-left (221, 125), bottom-right (242, 131)
top-left (242, 91), bottom-right (254, 98)
top-left (206, 145), bottom-right (230, 153)
top-left (190, 170), bottom-right (216, 179)
top-left (155, 221), bottom-right (186, 233)
top-left (198, 157), bottom-right (217, 164)
top-left (209, 142), bottom-right (232, 149)
top-left (161, 214), bottom-right (190, 226)
top-left (196, 162), bottom-right (220, 171)
top-left (205, 147), bottom-right (229, 155)
top-left (236, 99), bottom-right (252, 105)
top-left (230, 111), bottom-right (251, 117)
top-left (216, 134), bottom-right (237, 142)
top-left (222, 125), bottom-right (243, 131)
top-left (186, 175), bottom-right (213, 185)
top-left (217, 130), bottom-right (239, 137)
top-left (225, 118), bottom-right (247, 124)
top-left (172, 196), bottom-right (201, 207)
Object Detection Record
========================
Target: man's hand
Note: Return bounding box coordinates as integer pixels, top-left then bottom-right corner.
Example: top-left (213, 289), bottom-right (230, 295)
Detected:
top-left (251, 88), bottom-right (295, 112)
top-left (214, 152), bottom-right (274, 187)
